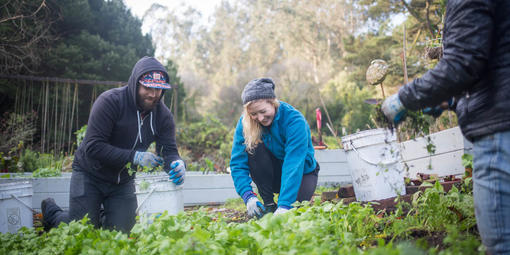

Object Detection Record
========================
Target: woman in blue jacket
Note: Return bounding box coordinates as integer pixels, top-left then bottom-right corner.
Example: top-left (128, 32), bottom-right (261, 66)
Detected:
top-left (230, 78), bottom-right (319, 217)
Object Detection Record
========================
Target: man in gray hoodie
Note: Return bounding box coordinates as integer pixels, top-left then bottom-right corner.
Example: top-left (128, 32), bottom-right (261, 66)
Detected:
top-left (41, 56), bottom-right (186, 233)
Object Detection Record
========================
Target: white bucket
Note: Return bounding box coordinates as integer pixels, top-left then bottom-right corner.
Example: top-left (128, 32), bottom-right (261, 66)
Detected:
top-left (341, 128), bottom-right (406, 201)
top-left (0, 181), bottom-right (34, 233)
top-left (135, 173), bottom-right (184, 217)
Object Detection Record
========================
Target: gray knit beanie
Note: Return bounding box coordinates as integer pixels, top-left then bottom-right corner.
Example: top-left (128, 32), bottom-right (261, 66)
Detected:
top-left (241, 78), bottom-right (276, 105)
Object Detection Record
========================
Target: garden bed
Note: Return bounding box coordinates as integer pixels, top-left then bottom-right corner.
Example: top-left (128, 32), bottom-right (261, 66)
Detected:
top-left (3, 180), bottom-right (481, 254)
top-left (321, 176), bottom-right (466, 214)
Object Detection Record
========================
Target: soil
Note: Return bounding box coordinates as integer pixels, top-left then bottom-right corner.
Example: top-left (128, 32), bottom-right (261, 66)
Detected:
top-left (185, 206), bottom-right (250, 223)
top-left (373, 104), bottom-right (394, 130)
top-left (426, 46), bottom-right (443, 60)
top-left (396, 229), bottom-right (447, 250)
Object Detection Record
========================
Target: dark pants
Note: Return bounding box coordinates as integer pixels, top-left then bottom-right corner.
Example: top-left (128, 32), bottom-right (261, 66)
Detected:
top-left (248, 143), bottom-right (319, 207)
top-left (42, 171), bottom-right (138, 233)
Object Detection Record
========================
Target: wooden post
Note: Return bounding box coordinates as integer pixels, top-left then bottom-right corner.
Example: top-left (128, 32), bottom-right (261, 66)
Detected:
top-left (403, 25), bottom-right (409, 84)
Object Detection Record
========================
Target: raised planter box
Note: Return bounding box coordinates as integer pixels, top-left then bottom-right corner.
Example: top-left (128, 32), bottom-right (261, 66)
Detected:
top-left (0, 173), bottom-right (72, 212)
top-left (313, 127), bottom-right (472, 190)
top-left (183, 172), bottom-right (238, 206)
top-left (0, 127), bottom-right (472, 210)
top-left (400, 127), bottom-right (472, 178)
top-left (314, 149), bottom-right (351, 186)
top-left (1, 172), bottom-right (240, 208)
top-left (183, 149), bottom-right (355, 205)
top-left (31, 174), bottom-right (72, 211)
top-left (0, 181), bottom-right (33, 233)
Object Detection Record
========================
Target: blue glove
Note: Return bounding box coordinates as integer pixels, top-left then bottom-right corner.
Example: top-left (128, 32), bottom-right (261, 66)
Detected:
top-left (133, 151), bottom-right (163, 168)
top-left (168, 160), bottom-right (185, 185)
top-left (381, 93), bottom-right (407, 125)
top-left (242, 191), bottom-right (265, 218)
top-left (423, 99), bottom-right (454, 118)
top-left (422, 106), bottom-right (444, 118)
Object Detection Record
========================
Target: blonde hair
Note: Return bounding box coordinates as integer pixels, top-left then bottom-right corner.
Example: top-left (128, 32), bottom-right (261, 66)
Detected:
top-left (242, 98), bottom-right (280, 153)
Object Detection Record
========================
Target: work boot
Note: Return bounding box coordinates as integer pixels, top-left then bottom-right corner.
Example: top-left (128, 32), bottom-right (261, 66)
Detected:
top-left (41, 198), bottom-right (60, 232)
top-left (263, 203), bottom-right (277, 214)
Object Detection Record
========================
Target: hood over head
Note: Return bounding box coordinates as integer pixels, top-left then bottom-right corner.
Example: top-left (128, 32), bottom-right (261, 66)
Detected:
top-left (127, 56), bottom-right (170, 111)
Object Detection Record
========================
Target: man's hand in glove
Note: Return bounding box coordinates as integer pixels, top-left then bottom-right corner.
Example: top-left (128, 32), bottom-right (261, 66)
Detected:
top-left (381, 93), bottom-right (407, 125)
top-left (133, 151), bottom-right (163, 168)
top-left (168, 160), bottom-right (186, 185)
top-left (423, 99), bottom-right (455, 118)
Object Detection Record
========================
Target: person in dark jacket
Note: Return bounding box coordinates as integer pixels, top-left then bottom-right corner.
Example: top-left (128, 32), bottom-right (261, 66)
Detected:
top-left (230, 78), bottom-right (319, 218)
top-left (382, 1), bottom-right (510, 253)
top-left (41, 56), bottom-right (186, 233)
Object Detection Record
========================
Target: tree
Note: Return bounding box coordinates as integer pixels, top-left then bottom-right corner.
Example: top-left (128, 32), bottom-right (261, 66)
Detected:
top-left (359, 0), bottom-right (447, 39)
top-left (321, 71), bottom-right (376, 134)
top-left (146, 0), bottom-right (365, 125)
top-left (145, 0), bottom-right (449, 135)
top-left (0, 0), bottom-right (162, 153)
top-left (0, 0), bottom-right (56, 74)
top-left (162, 61), bottom-right (187, 123)
top-left (41, 0), bottom-right (154, 80)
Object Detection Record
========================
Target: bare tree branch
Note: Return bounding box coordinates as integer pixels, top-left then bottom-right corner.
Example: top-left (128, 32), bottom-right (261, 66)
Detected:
top-left (400, 0), bottom-right (435, 38)
top-left (0, 0), bottom-right (56, 74)
top-left (0, 0), bottom-right (46, 23)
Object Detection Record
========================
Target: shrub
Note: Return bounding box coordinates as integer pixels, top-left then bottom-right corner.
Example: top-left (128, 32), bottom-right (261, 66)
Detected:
top-left (177, 115), bottom-right (233, 172)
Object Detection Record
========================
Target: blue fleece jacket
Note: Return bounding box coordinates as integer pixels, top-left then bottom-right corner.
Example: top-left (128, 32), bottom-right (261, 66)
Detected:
top-left (230, 101), bottom-right (317, 208)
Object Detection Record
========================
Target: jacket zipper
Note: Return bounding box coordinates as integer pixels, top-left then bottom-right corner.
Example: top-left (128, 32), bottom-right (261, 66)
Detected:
top-left (119, 114), bottom-right (149, 184)
top-left (117, 168), bottom-right (124, 184)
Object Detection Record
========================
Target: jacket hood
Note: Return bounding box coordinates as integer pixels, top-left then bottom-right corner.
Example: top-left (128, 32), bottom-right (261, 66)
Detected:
top-left (127, 56), bottom-right (169, 111)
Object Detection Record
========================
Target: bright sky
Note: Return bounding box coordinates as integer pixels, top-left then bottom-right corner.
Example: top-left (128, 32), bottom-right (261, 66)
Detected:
top-left (124, 0), bottom-right (224, 35)
top-left (124, 0), bottom-right (406, 34)
top-left (123, 0), bottom-right (221, 20)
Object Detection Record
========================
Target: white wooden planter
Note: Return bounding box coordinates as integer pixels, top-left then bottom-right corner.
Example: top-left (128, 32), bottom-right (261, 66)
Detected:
top-left (31, 174), bottom-right (72, 211)
top-left (0, 181), bottom-right (33, 233)
top-left (400, 126), bottom-right (472, 178)
top-left (0, 173), bottom-right (72, 212)
top-left (0, 126), bottom-right (473, 210)
top-left (314, 149), bottom-right (351, 186)
top-left (182, 172), bottom-right (238, 206)
top-left (313, 127), bottom-right (472, 188)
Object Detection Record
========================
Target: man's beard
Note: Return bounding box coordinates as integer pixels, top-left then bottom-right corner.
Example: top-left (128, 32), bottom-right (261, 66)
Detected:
top-left (137, 94), bottom-right (159, 111)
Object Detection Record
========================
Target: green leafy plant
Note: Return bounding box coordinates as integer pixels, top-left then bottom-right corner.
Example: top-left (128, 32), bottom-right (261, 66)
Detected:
top-left (461, 154), bottom-right (473, 169)
top-left (0, 186), bottom-right (482, 254)
top-left (177, 115), bottom-right (231, 173)
top-left (138, 180), bottom-right (150, 191)
top-left (425, 136), bottom-right (436, 170)
top-left (18, 148), bottom-right (39, 172)
top-left (32, 166), bottom-right (62, 177)
top-left (126, 162), bottom-right (163, 176)
top-left (0, 112), bottom-right (37, 155)
top-left (74, 125), bottom-right (87, 148)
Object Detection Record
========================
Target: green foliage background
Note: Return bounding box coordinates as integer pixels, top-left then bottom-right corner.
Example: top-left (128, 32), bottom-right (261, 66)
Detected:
top-left (1, 0), bottom-right (458, 169)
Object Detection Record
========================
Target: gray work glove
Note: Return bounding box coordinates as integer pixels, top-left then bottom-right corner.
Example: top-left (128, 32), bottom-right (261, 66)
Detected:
top-left (133, 151), bottom-right (163, 168)
top-left (242, 191), bottom-right (265, 218)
